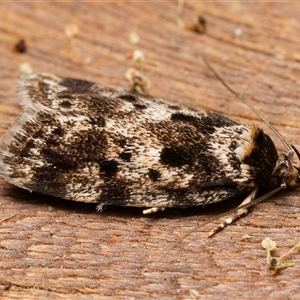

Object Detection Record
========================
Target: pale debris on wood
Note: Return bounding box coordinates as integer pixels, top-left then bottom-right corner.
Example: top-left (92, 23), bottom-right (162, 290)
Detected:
top-left (241, 234), bottom-right (251, 240)
top-left (129, 31), bottom-right (140, 45)
top-left (65, 23), bottom-right (79, 38)
top-left (132, 49), bottom-right (145, 62)
top-left (126, 49), bottom-right (145, 62)
top-left (234, 27), bottom-right (243, 36)
top-left (64, 23), bottom-right (79, 52)
top-left (262, 237), bottom-right (300, 274)
top-left (189, 289), bottom-right (200, 299)
top-left (19, 62), bottom-right (33, 74)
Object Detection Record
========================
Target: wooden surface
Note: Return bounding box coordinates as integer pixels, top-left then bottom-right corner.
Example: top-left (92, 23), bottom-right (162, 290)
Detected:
top-left (1, 2), bottom-right (300, 299)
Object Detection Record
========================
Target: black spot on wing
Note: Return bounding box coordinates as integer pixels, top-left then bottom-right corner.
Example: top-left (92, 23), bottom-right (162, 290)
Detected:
top-left (160, 146), bottom-right (195, 167)
top-left (171, 111), bottom-right (237, 134)
top-left (148, 169), bottom-right (160, 181)
top-left (46, 137), bottom-right (60, 146)
top-left (134, 103), bottom-right (147, 110)
top-left (59, 100), bottom-right (72, 108)
top-left (115, 138), bottom-right (127, 148)
top-left (119, 151), bottom-right (132, 161)
top-left (20, 140), bottom-right (35, 158)
top-left (118, 94), bottom-right (147, 110)
top-left (118, 94), bottom-right (137, 102)
top-left (52, 127), bottom-right (64, 136)
top-left (100, 159), bottom-right (119, 178)
top-left (60, 78), bottom-right (94, 93)
top-left (45, 128), bottom-right (65, 147)
top-left (168, 104), bottom-right (181, 110)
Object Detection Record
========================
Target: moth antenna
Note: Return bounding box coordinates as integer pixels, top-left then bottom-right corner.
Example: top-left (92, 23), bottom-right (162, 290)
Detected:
top-left (202, 58), bottom-right (292, 152)
top-left (291, 145), bottom-right (300, 161)
top-left (157, 184), bottom-right (286, 262)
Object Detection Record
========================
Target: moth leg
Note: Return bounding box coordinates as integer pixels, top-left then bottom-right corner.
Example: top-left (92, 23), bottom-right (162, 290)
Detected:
top-left (96, 204), bottom-right (106, 212)
top-left (143, 207), bottom-right (166, 214)
top-left (208, 188), bottom-right (258, 237)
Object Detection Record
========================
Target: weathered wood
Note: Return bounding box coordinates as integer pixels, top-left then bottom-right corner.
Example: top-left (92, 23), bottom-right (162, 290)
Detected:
top-left (1, 2), bottom-right (300, 299)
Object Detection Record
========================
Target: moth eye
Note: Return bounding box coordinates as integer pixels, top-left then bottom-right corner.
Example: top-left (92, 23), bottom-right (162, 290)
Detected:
top-left (266, 176), bottom-right (282, 190)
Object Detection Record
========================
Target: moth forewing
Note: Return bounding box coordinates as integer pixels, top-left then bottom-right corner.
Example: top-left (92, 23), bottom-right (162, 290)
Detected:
top-left (0, 70), bottom-right (299, 237)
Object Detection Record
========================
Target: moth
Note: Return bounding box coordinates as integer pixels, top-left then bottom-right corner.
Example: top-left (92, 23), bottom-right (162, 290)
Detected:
top-left (0, 70), bottom-right (299, 235)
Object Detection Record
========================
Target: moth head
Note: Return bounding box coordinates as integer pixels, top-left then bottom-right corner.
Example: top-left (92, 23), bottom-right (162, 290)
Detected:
top-left (270, 146), bottom-right (300, 189)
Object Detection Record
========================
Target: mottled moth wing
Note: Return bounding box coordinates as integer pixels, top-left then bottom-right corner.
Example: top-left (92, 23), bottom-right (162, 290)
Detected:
top-left (0, 73), bottom-right (279, 209)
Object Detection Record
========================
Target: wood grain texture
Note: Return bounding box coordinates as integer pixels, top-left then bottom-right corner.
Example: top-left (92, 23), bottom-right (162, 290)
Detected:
top-left (1, 2), bottom-right (300, 299)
